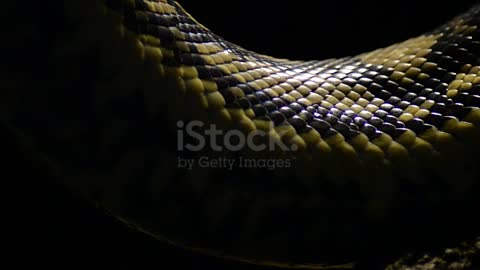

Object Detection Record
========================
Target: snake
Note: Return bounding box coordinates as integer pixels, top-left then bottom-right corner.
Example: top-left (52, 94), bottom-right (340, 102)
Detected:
top-left (2, 0), bottom-right (480, 269)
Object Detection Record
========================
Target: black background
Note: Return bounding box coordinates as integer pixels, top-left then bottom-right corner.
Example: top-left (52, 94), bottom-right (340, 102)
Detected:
top-left (3, 1), bottom-right (479, 270)
top-left (181, 1), bottom-right (478, 60)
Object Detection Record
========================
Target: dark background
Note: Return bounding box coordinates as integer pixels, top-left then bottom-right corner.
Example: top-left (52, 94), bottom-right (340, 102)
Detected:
top-left (3, 1), bottom-right (479, 270)
top-left (181, 1), bottom-right (478, 60)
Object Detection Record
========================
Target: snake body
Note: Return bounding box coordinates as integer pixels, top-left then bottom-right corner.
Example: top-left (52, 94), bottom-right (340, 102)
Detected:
top-left (3, 0), bottom-right (480, 269)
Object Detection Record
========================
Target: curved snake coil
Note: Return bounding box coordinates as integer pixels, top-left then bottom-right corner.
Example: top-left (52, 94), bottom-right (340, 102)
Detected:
top-left (3, 0), bottom-right (480, 269)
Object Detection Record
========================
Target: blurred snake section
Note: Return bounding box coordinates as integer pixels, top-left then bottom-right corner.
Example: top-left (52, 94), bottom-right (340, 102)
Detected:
top-left (1, 0), bottom-right (480, 268)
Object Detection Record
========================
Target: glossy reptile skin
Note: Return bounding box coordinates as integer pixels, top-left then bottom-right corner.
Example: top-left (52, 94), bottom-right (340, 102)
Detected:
top-left (3, 0), bottom-right (480, 269)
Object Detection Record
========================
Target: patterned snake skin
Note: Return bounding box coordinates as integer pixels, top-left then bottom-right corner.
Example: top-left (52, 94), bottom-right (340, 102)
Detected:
top-left (3, 0), bottom-right (480, 269)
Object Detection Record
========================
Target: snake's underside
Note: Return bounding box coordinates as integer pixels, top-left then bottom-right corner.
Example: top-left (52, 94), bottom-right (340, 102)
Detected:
top-left (3, 0), bottom-right (480, 269)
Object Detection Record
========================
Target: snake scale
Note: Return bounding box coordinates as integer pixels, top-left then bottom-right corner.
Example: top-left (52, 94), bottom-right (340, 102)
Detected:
top-left (2, 0), bottom-right (480, 269)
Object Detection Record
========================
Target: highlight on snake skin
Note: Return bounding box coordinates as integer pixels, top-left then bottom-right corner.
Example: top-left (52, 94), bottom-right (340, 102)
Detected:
top-left (3, 0), bottom-right (480, 269)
